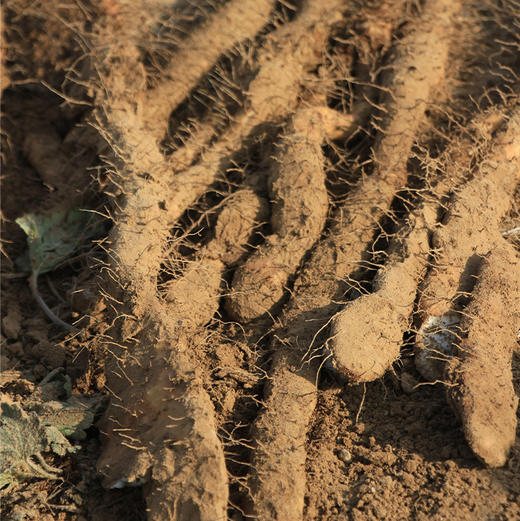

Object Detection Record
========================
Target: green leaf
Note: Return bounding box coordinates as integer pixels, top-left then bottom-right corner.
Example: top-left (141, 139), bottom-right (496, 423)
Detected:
top-left (15, 209), bottom-right (103, 276)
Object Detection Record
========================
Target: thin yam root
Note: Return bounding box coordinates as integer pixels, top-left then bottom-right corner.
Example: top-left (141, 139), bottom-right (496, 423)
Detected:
top-left (415, 108), bottom-right (520, 381)
top-left (446, 246), bottom-right (520, 467)
top-left (328, 108), bottom-right (508, 383)
top-left (142, 0), bottom-right (277, 138)
top-left (227, 105), bottom-right (357, 321)
top-left (249, 0), bottom-right (463, 519)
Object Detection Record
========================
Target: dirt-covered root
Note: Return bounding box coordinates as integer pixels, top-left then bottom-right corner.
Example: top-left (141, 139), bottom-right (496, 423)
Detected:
top-left (106, 0), bottom-right (346, 320)
top-left (328, 208), bottom-right (432, 382)
top-left (327, 108), bottom-right (509, 383)
top-left (416, 108), bottom-right (520, 379)
top-left (98, 3), bottom-right (346, 517)
top-left (249, 1), bottom-right (463, 517)
top-left (97, 339), bottom-right (229, 521)
top-left (162, 189), bottom-right (268, 330)
top-left (99, 189), bottom-right (266, 519)
top-left (142, 0), bottom-right (276, 136)
top-left (227, 105), bottom-right (356, 322)
top-left (250, 356), bottom-right (317, 521)
top-left (446, 246), bottom-right (520, 467)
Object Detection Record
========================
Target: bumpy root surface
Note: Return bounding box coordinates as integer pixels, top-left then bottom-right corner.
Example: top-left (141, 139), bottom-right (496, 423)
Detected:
top-left (416, 109), bottom-right (520, 379)
top-left (249, 1), bottom-right (464, 518)
top-left (446, 246), bottom-right (520, 467)
top-left (227, 105), bottom-right (356, 322)
top-left (327, 107), bottom-right (511, 383)
top-left (8, 0), bottom-right (520, 519)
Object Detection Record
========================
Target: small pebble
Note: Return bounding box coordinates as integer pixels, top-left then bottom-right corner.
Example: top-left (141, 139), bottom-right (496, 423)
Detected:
top-left (337, 448), bottom-right (352, 464)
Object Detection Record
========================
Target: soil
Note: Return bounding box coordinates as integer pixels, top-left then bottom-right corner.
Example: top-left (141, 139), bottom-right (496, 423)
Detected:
top-left (1, 1), bottom-right (520, 520)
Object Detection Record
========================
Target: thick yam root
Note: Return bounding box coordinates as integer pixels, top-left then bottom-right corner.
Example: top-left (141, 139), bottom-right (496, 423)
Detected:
top-left (416, 109), bottom-right (520, 379)
top-left (249, 0), bottom-right (463, 518)
top-left (98, 341), bottom-right (229, 521)
top-left (329, 210), bottom-right (431, 382)
top-left (227, 105), bottom-right (355, 321)
top-left (250, 359), bottom-right (316, 521)
top-left (99, 189), bottom-right (266, 519)
top-left (446, 246), bottom-right (520, 467)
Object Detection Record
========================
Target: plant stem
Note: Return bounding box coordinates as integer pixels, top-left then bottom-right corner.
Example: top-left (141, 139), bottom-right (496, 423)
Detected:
top-left (29, 272), bottom-right (78, 333)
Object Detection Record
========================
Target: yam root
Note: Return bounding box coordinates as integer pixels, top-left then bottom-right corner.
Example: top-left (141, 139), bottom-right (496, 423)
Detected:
top-left (329, 208), bottom-right (431, 382)
top-left (227, 105), bottom-right (357, 322)
top-left (162, 189), bottom-right (269, 331)
top-left (416, 108), bottom-right (520, 381)
top-left (328, 108), bottom-right (508, 383)
top-left (446, 246), bottom-right (520, 467)
top-left (249, 0), bottom-right (463, 519)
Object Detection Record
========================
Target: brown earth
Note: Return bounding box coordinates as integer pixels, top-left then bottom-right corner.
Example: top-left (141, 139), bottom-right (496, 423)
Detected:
top-left (1, 1), bottom-right (520, 520)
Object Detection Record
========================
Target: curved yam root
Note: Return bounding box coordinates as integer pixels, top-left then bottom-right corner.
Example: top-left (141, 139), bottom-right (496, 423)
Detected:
top-left (163, 189), bottom-right (268, 330)
top-left (446, 246), bottom-right (520, 467)
top-left (329, 211), bottom-right (431, 382)
top-left (328, 107), bottom-right (508, 383)
top-left (227, 106), bottom-right (355, 321)
top-left (416, 109), bottom-right (520, 379)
